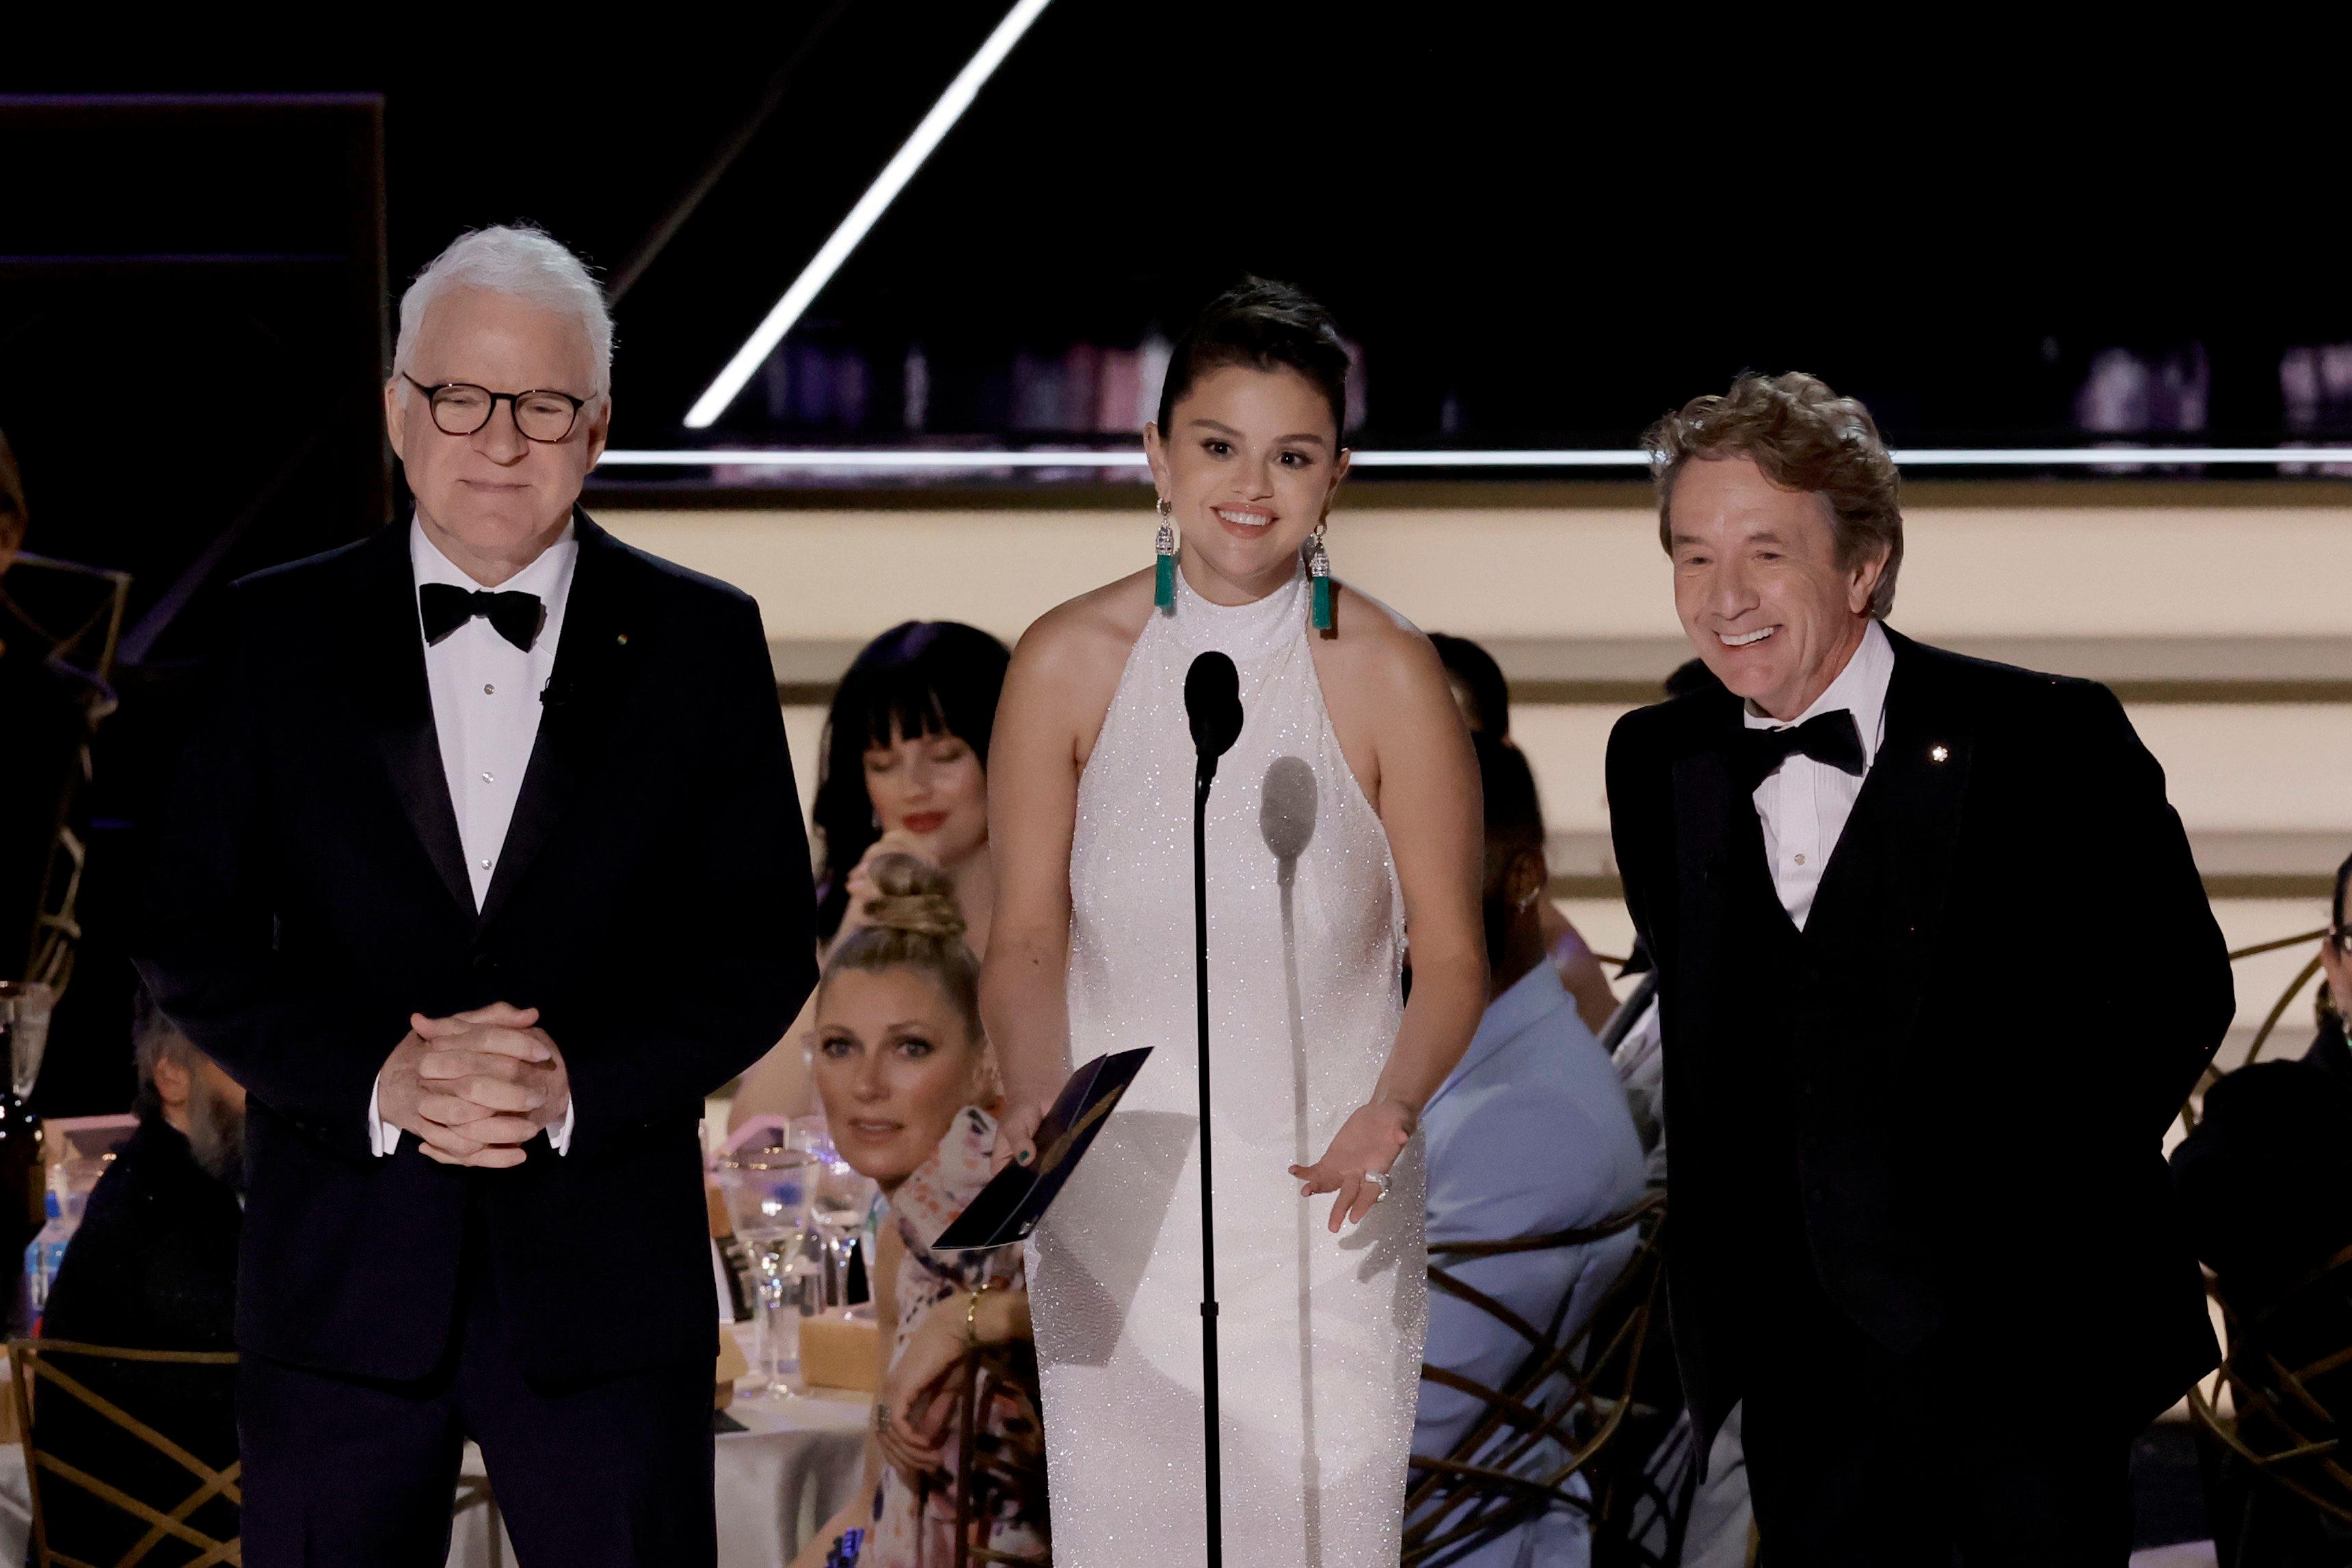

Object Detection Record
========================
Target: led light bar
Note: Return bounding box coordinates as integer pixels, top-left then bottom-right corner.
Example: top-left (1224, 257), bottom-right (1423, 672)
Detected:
top-left (681, 0), bottom-right (1055, 430)
top-left (600, 446), bottom-right (2352, 472)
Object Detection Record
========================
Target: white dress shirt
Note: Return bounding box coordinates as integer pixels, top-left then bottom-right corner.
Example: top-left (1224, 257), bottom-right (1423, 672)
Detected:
top-left (1741, 619), bottom-right (1895, 930)
top-left (367, 519), bottom-right (579, 1157)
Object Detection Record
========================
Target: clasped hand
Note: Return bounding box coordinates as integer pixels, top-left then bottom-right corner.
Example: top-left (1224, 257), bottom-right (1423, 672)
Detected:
top-left (378, 1001), bottom-right (571, 1168)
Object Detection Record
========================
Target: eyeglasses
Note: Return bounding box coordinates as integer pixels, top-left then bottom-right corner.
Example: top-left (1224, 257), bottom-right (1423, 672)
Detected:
top-left (403, 373), bottom-right (589, 444)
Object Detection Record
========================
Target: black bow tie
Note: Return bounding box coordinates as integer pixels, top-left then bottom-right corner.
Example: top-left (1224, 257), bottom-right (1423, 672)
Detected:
top-left (1730, 708), bottom-right (1866, 792)
top-left (418, 582), bottom-right (544, 652)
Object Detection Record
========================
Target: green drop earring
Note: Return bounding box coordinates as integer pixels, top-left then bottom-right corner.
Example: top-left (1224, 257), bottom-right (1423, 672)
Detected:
top-left (1153, 496), bottom-right (1177, 612)
top-left (1307, 518), bottom-right (1334, 632)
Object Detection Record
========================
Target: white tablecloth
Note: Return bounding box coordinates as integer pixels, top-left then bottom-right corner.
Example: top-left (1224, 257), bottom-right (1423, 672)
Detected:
top-left (3, 1334), bottom-right (871, 1568)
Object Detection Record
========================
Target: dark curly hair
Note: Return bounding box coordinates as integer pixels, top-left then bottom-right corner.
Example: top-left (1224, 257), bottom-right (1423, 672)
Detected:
top-left (1643, 371), bottom-right (1903, 619)
top-left (811, 621), bottom-right (1011, 942)
top-left (1155, 276), bottom-right (1351, 441)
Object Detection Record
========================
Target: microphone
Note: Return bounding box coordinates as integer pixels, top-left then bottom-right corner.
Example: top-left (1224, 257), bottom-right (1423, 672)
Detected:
top-left (1181, 647), bottom-right (1244, 1563)
top-left (1184, 651), bottom-right (1244, 785)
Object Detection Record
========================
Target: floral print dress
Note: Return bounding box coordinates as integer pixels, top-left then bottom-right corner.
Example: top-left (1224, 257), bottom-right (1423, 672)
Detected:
top-left (866, 1105), bottom-right (1049, 1567)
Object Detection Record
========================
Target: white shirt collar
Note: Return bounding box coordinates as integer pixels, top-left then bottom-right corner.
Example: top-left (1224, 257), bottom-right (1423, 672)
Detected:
top-left (407, 515), bottom-right (580, 637)
top-left (1741, 618), bottom-right (1895, 764)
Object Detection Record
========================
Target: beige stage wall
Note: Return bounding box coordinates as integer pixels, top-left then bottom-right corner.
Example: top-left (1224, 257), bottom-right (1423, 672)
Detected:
top-left (597, 485), bottom-right (2352, 1075)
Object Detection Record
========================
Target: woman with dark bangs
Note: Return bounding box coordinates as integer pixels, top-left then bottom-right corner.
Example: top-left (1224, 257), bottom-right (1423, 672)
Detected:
top-left (730, 621), bottom-right (1011, 1130)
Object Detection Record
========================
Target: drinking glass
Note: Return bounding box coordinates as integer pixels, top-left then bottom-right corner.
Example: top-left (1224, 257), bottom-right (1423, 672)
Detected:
top-left (0, 981), bottom-right (55, 1101)
top-left (807, 1151), bottom-right (879, 1310)
top-left (715, 1143), bottom-right (818, 1393)
top-left (786, 1115), bottom-right (836, 1163)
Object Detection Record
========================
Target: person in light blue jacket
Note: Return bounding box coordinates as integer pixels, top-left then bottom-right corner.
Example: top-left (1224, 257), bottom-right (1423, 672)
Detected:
top-left (1411, 733), bottom-right (1649, 1567)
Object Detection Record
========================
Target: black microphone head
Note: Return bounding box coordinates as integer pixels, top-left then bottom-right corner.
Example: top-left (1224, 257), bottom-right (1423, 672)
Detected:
top-left (1184, 651), bottom-right (1244, 761)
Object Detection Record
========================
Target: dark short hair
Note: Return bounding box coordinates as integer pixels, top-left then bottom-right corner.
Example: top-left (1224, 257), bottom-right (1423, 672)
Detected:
top-left (1663, 657), bottom-right (1723, 700)
top-left (2336, 848), bottom-right (2352, 930)
top-left (1430, 634), bottom-right (1509, 738)
top-left (1155, 277), bottom-right (1350, 442)
top-left (812, 622), bottom-right (1011, 942)
top-left (1473, 733), bottom-right (1545, 862)
top-left (1644, 371), bottom-right (1903, 619)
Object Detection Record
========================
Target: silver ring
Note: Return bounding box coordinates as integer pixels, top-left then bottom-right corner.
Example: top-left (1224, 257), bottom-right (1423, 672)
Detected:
top-left (1365, 1171), bottom-right (1391, 1200)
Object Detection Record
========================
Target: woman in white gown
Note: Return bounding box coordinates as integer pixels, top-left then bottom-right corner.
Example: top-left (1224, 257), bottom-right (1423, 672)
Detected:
top-left (981, 280), bottom-right (1486, 1567)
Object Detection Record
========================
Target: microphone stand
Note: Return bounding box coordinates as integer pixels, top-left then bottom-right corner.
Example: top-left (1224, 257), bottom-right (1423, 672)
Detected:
top-left (1193, 746), bottom-right (1225, 1568)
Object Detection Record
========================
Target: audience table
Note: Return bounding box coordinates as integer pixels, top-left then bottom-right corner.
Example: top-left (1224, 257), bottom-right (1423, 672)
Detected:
top-left (1, 1347), bottom-right (872, 1567)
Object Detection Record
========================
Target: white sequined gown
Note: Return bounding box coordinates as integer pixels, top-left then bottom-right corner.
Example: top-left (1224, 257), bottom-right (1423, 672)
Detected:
top-left (1029, 562), bottom-right (1427, 1567)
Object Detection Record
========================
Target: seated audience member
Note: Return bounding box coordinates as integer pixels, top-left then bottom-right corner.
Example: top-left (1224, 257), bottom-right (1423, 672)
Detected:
top-left (1410, 735), bottom-right (1647, 1566)
top-left (2173, 851), bottom-right (2352, 1565)
top-left (733, 621), bottom-right (1011, 1131)
top-left (31, 990), bottom-right (245, 1563)
top-left (43, 987), bottom-right (245, 1347)
top-left (1427, 632), bottom-right (1617, 1033)
top-left (793, 856), bottom-right (1046, 1568)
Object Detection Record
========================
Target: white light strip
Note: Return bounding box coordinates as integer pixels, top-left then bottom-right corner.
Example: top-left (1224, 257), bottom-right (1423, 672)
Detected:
top-left (602, 445), bottom-right (2352, 472)
top-left (606, 449), bottom-right (1142, 468)
top-left (681, 0), bottom-right (1055, 430)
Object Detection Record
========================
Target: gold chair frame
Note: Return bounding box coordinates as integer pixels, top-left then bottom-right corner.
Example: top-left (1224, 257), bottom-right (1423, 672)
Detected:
top-left (2188, 1241), bottom-right (2352, 1530)
top-left (2178, 925), bottom-right (2352, 1544)
top-left (948, 1338), bottom-right (1049, 1568)
top-left (1402, 1191), bottom-right (1670, 1566)
top-left (8, 1338), bottom-right (241, 1568)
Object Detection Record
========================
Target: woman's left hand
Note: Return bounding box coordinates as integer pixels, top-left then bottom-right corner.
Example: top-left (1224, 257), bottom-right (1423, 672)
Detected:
top-left (1289, 1099), bottom-right (1414, 1234)
top-left (874, 1297), bottom-right (972, 1482)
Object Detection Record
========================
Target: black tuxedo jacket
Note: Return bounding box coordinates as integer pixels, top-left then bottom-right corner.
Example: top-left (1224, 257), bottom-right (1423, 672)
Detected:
top-left (1607, 628), bottom-right (2230, 1442)
top-left (135, 513), bottom-right (816, 1382)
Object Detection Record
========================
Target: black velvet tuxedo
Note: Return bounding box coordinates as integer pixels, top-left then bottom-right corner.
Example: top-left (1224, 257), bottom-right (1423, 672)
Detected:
top-left (1608, 629), bottom-right (2230, 1556)
top-left (135, 512), bottom-right (816, 1383)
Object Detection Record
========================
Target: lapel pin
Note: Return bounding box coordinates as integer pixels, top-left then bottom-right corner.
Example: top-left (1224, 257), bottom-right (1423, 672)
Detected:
top-left (1929, 744), bottom-right (1950, 763)
top-left (616, 632), bottom-right (629, 646)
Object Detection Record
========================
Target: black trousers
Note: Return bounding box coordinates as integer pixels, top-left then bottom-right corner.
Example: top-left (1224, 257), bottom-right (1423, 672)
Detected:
top-left (1738, 1269), bottom-right (2132, 1568)
top-left (238, 1215), bottom-right (714, 1568)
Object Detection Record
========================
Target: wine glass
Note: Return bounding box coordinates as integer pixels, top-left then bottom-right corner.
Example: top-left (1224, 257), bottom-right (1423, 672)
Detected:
top-left (0, 980), bottom-right (55, 1100)
top-left (807, 1151), bottom-right (879, 1311)
top-left (714, 1142), bottom-right (818, 1393)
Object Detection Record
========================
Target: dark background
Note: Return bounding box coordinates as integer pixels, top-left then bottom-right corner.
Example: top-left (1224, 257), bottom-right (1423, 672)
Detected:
top-left (0, 16), bottom-right (2336, 1110)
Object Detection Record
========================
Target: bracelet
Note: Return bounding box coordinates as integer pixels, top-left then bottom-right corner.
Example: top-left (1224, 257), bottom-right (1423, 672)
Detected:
top-left (965, 1276), bottom-right (994, 1346)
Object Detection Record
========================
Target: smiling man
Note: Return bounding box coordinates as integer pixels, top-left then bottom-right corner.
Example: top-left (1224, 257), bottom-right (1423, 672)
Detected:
top-left (1604, 373), bottom-right (2231, 1565)
top-left (137, 226), bottom-right (816, 1566)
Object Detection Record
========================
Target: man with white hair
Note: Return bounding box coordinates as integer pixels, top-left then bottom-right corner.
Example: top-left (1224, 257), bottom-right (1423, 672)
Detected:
top-left (137, 226), bottom-right (818, 1565)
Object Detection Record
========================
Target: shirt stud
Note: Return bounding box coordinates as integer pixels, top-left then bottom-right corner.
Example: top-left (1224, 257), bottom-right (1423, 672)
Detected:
top-left (483, 683), bottom-right (496, 696)
top-left (1929, 744), bottom-right (1951, 763)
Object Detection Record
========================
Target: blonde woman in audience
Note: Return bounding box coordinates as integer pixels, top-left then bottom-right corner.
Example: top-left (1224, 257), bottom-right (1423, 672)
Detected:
top-left (792, 855), bottom-right (1046, 1568)
top-left (732, 622), bottom-right (1011, 1131)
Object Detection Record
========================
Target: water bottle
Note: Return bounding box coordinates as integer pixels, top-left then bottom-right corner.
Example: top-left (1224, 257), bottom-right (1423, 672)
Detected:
top-left (22, 1170), bottom-right (76, 1332)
